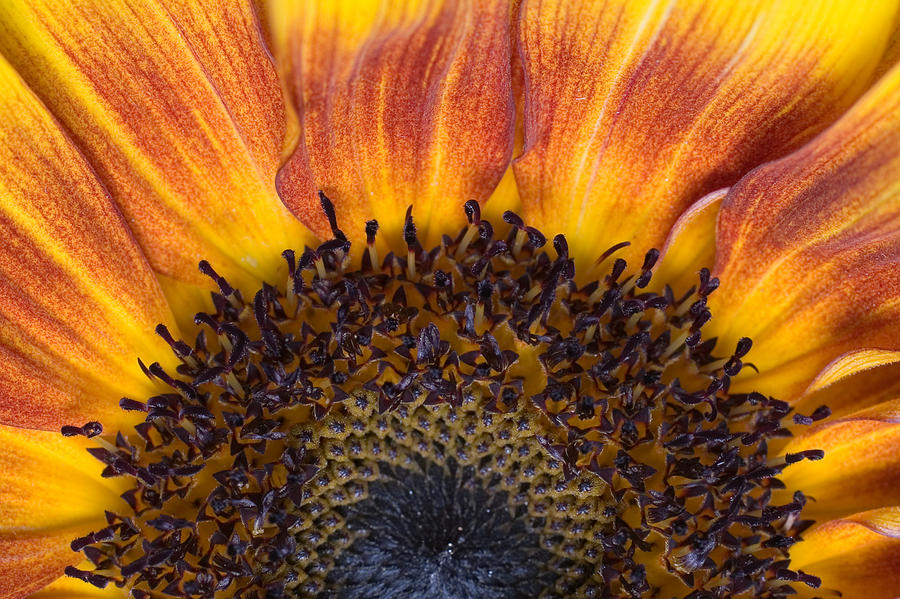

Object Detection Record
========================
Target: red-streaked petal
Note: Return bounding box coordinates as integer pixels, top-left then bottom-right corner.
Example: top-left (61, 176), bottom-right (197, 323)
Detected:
top-left (0, 425), bottom-right (123, 599)
top-left (163, 0), bottom-right (285, 179)
top-left (0, 0), bottom-right (316, 290)
top-left (0, 534), bottom-right (80, 599)
top-left (708, 62), bottom-right (900, 402)
top-left (782, 400), bottom-right (900, 521)
top-left (791, 508), bottom-right (900, 598)
top-left (514, 0), bottom-right (899, 269)
top-left (269, 0), bottom-right (514, 247)
top-left (0, 56), bottom-right (174, 431)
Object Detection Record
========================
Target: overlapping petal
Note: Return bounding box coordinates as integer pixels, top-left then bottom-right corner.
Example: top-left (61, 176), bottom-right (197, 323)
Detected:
top-left (708, 61), bottom-right (900, 401)
top-left (514, 0), bottom-right (898, 269)
top-left (0, 535), bottom-right (79, 599)
top-left (0, 2), bottom-right (896, 598)
top-left (794, 361), bottom-right (900, 419)
top-left (0, 0), bottom-right (315, 290)
top-left (268, 0), bottom-right (514, 247)
top-left (781, 399), bottom-right (900, 521)
top-left (874, 12), bottom-right (900, 79)
top-left (654, 188), bottom-right (724, 292)
top-left (791, 508), bottom-right (900, 598)
top-left (0, 425), bottom-right (123, 599)
top-left (0, 55), bottom-right (174, 431)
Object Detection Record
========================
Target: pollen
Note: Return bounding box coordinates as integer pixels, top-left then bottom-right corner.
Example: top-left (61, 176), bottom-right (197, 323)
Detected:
top-left (64, 197), bottom-right (829, 598)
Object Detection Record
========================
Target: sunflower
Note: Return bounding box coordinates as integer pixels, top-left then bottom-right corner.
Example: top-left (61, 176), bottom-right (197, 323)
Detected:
top-left (1, 0), bottom-right (899, 597)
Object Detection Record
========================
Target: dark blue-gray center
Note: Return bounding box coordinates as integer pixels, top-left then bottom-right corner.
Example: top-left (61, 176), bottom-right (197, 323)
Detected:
top-left (325, 458), bottom-right (553, 599)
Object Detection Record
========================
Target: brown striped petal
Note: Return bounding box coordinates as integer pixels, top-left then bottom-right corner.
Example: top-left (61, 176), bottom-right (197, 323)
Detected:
top-left (268, 0), bottom-right (514, 248)
top-left (514, 0), bottom-right (899, 269)
top-left (0, 425), bottom-right (122, 598)
top-left (0, 56), bottom-right (175, 430)
top-left (781, 400), bottom-right (900, 521)
top-left (708, 62), bottom-right (900, 402)
top-left (0, 0), bottom-right (316, 290)
top-left (790, 508), bottom-right (900, 598)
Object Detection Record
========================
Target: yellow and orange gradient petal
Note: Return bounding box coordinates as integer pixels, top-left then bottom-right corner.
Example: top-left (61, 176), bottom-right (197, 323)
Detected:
top-left (0, 1), bottom-right (898, 598)
top-left (708, 60), bottom-right (900, 402)
top-left (791, 508), bottom-right (900, 597)
top-left (782, 401), bottom-right (900, 522)
top-left (514, 0), bottom-right (898, 269)
top-left (0, 426), bottom-right (125, 599)
top-left (0, 0), bottom-right (316, 290)
top-left (793, 361), bottom-right (900, 419)
top-left (268, 0), bottom-right (515, 248)
top-left (0, 55), bottom-right (173, 431)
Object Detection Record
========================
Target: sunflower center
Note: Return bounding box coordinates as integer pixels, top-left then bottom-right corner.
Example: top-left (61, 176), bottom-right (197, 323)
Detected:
top-left (64, 198), bottom-right (828, 598)
top-left (326, 455), bottom-right (553, 598)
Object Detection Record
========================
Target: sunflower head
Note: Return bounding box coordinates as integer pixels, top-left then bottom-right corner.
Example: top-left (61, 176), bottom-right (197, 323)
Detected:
top-left (1, 1), bottom-right (900, 599)
top-left (61, 199), bottom-right (833, 597)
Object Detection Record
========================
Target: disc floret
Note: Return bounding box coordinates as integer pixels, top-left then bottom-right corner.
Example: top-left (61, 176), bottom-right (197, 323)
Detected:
top-left (64, 198), bottom-right (828, 598)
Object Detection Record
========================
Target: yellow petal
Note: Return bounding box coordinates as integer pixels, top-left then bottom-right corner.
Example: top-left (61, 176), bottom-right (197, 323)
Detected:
top-left (268, 0), bottom-right (515, 248)
top-left (0, 425), bottom-right (123, 599)
top-left (781, 400), bottom-right (900, 521)
top-left (653, 188), bottom-right (724, 293)
top-left (805, 349), bottom-right (900, 396)
top-left (514, 0), bottom-right (899, 270)
top-left (0, 55), bottom-right (174, 431)
top-left (708, 61), bottom-right (900, 402)
top-left (0, 0), bottom-right (316, 290)
top-left (28, 578), bottom-right (124, 599)
top-left (873, 11), bottom-right (900, 80)
top-left (482, 166), bottom-right (524, 224)
top-left (791, 507), bottom-right (900, 599)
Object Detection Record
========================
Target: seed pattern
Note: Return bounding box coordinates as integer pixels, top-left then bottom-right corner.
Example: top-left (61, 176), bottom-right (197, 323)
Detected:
top-left (301, 394), bottom-right (613, 597)
top-left (65, 198), bottom-right (828, 598)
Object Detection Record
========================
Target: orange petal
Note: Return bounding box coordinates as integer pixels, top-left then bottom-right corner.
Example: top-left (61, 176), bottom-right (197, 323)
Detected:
top-left (514, 0), bottom-right (899, 270)
top-left (0, 425), bottom-right (123, 599)
top-left (0, 56), bottom-right (175, 431)
top-left (269, 0), bottom-right (514, 248)
top-left (708, 61), bottom-right (900, 402)
top-left (0, 0), bottom-right (316, 290)
top-left (791, 507), bottom-right (900, 598)
top-left (794, 361), bottom-right (900, 419)
top-left (781, 400), bottom-right (900, 521)
top-left (0, 535), bottom-right (77, 599)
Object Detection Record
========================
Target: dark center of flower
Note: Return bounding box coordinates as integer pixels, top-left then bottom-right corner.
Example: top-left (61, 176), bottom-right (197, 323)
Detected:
top-left (63, 197), bottom-right (829, 598)
top-left (326, 456), bottom-right (553, 598)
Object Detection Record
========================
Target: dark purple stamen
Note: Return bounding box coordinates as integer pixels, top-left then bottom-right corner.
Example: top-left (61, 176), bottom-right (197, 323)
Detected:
top-left (63, 204), bottom-right (827, 599)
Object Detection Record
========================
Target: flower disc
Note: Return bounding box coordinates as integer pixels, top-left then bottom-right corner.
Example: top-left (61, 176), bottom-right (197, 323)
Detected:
top-left (64, 199), bottom-right (827, 598)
